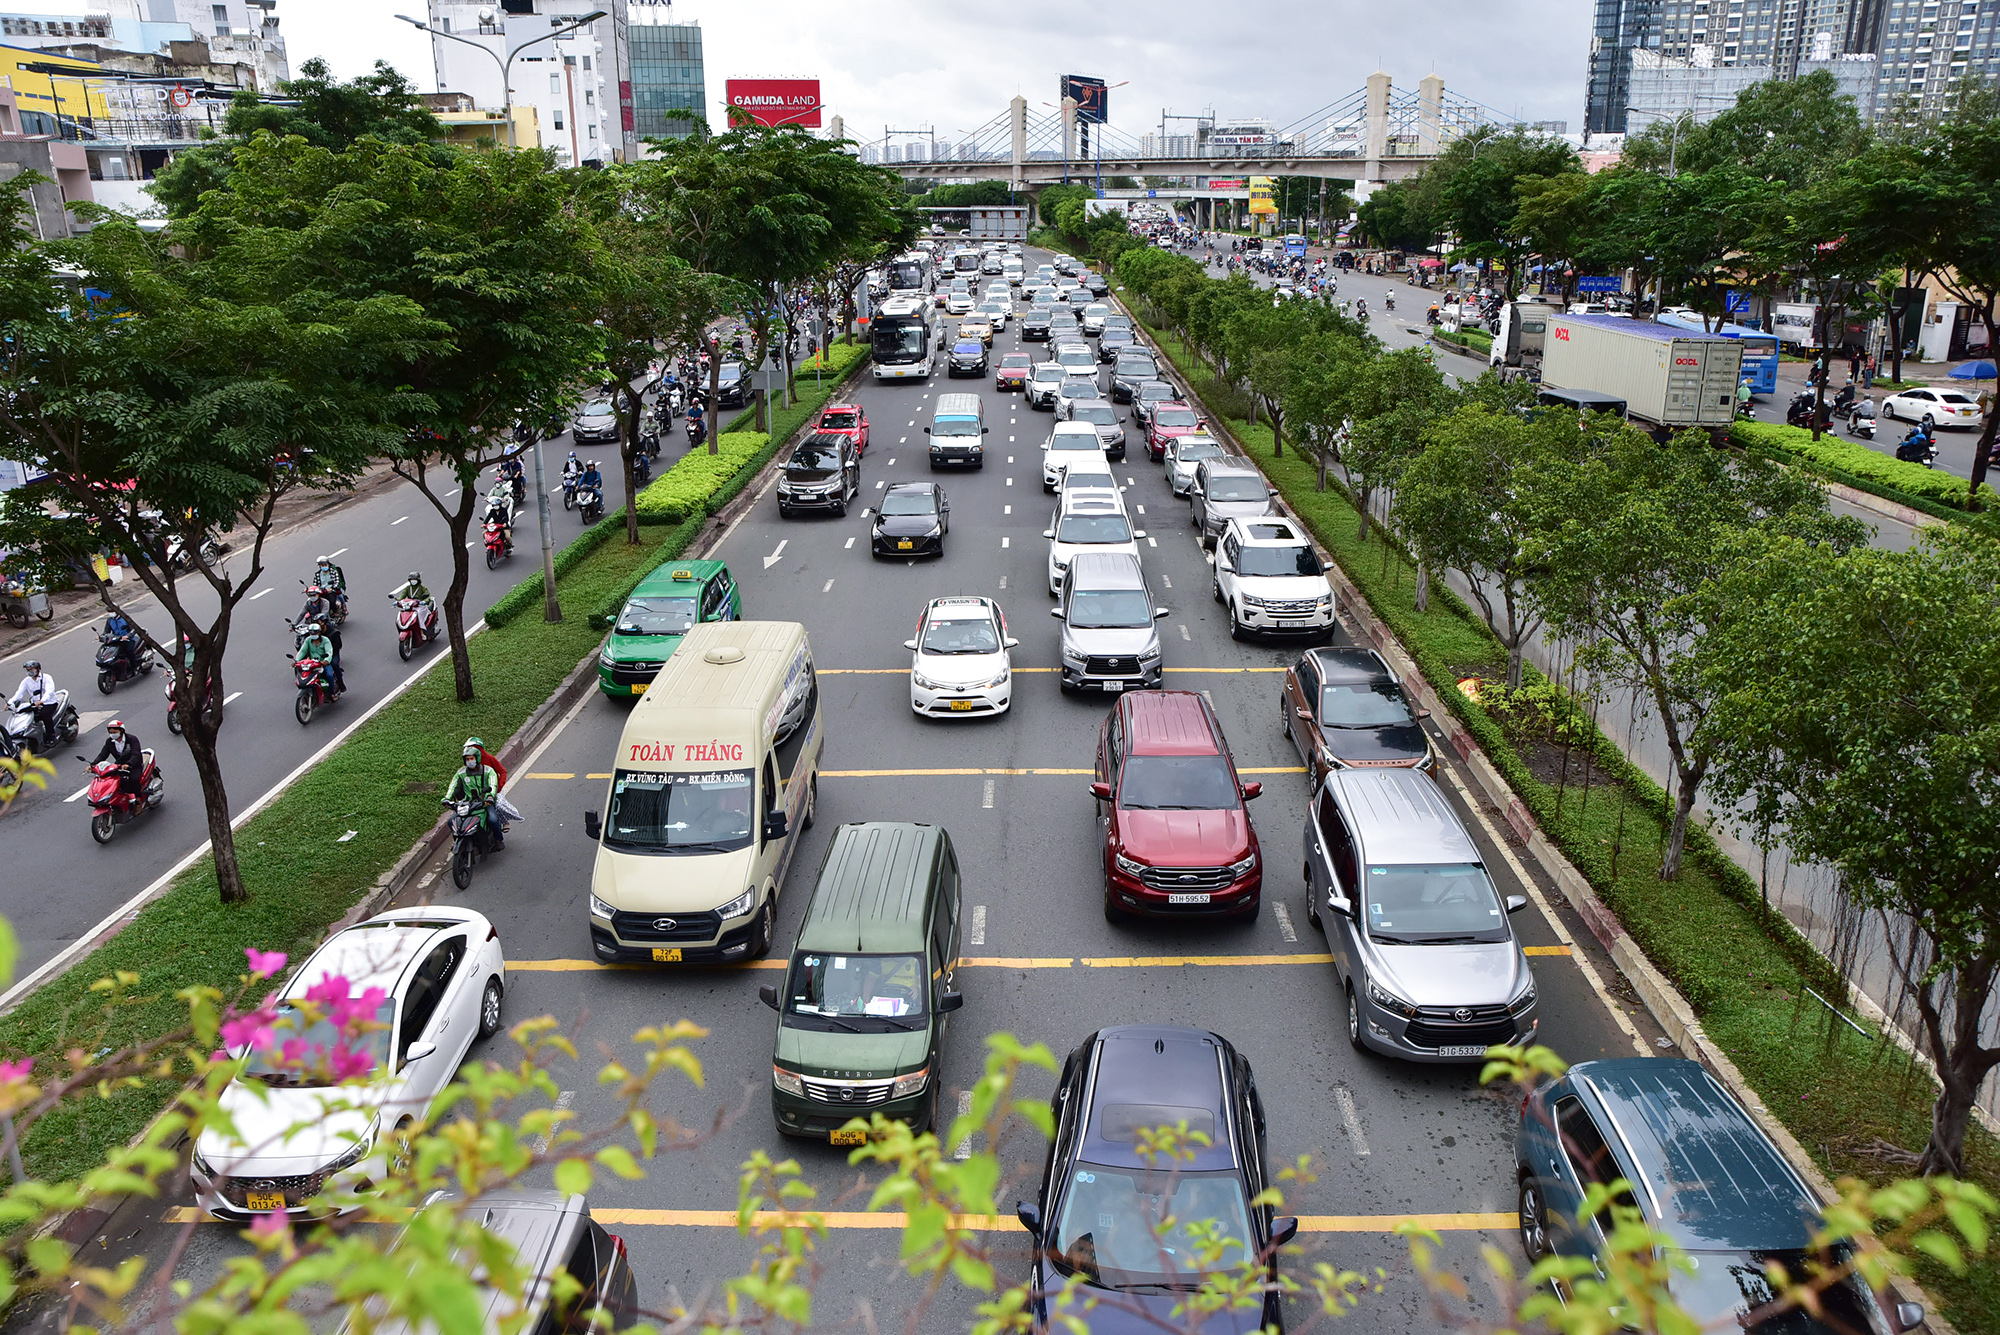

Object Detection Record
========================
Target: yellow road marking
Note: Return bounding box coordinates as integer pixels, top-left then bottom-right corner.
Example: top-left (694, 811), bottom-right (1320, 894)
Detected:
top-left (1082, 954), bottom-right (1334, 968)
top-left (955, 956), bottom-right (1078, 969)
top-left (513, 954), bottom-right (1339, 973)
top-left (164, 1206), bottom-right (1513, 1233)
top-left (522, 772), bottom-right (574, 780)
top-left (1522, 945), bottom-right (1573, 956)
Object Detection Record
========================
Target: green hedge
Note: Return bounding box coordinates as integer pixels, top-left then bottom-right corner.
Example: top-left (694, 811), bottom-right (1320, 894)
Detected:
top-left (632, 432), bottom-right (772, 523)
top-left (1436, 327), bottom-right (1493, 355)
top-left (483, 512), bottom-right (628, 629)
top-left (798, 339), bottom-right (868, 377)
top-left (1731, 418), bottom-right (1997, 514)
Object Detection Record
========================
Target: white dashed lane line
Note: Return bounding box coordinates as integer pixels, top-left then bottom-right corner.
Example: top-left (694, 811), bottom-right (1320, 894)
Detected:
top-left (248, 588), bottom-right (272, 601)
top-left (1001, 537), bottom-right (1010, 548)
top-left (391, 515), bottom-right (408, 526)
top-left (845, 537), bottom-right (855, 549)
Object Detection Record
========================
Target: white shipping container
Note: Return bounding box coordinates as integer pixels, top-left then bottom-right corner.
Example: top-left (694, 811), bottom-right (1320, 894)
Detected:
top-left (1541, 315), bottom-right (1743, 428)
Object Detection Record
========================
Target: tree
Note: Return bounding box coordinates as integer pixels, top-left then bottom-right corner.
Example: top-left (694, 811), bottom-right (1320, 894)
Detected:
top-left (1701, 524), bottom-right (2000, 1174)
top-left (1341, 347), bottom-right (1450, 546)
top-left (1510, 171), bottom-right (1604, 305)
top-left (189, 134), bottom-right (604, 701)
top-left (1527, 428), bottom-right (1866, 880)
top-left (1037, 182), bottom-right (1091, 227)
top-left (1353, 180), bottom-right (1433, 251)
top-left (0, 188), bottom-right (427, 904)
top-left (1430, 130), bottom-right (1581, 298)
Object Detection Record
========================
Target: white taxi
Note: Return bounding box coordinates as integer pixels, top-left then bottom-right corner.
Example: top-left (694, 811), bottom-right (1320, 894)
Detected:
top-left (906, 596), bottom-right (1018, 718)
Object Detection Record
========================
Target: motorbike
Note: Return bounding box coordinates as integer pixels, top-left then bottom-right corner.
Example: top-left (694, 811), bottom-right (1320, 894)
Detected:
top-left (1847, 403), bottom-right (1877, 439)
top-left (632, 449), bottom-right (654, 485)
top-left (393, 595), bottom-right (441, 662)
top-left (289, 648), bottom-right (341, 725)
top-left (561, 473), bottom-right (580, 510)
top-left (686, 416), bottom-right (707, 448)
top-left (1785, 391), bottom-right (1819, 428)
top-left (83, 749), bottom-right (162, 844)
top-left (641, 424), bottom-right (662, 459)
top-left (1, 690), bottom-right (79, 759)
top-left (1385, 293), bottom-right (1396, 312)
top-left (483, 516), bottom-right (512, 570)
top-left (448, 798), bottom-right (499, 889)
top-left (166, 532), bottom-right (223, 574)
top-left (1894, 429), bottom-right (1939, 468)
top-left (501, 468), bottom-right (526, 506)
top-left (579, 484), bottom-right (604, 525)
top-left (305, 577), bottom-right (348, 624)
top-left (163, 668), bottom-right (221, 736)
top-left (94, 628), bottom-right (156, 694)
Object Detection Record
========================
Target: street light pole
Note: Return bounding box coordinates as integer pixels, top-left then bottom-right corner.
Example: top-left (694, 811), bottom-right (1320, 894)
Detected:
top-left (395, 8), bottom-right (606, 151)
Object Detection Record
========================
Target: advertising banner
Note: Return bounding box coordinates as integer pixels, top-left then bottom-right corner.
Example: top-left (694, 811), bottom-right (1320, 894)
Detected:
top-left (1062, 75), bottom-right (1107, 124)
top-left (1247, 176), bottom-right (1277, 215)
top-left (724, 79), bottom-right (822, 128)
top-left (1205, 178), bottom-right (1245, 191)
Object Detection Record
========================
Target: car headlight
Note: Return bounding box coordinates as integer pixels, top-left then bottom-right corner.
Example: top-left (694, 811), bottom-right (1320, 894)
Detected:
top-left (1509, 977), bottom-right (1538, 1013)
top-left (1240, 593), bottom-right (1270, 608)
top-left (598, 650), bottom-right (614, 667)
top-left (715, 888), bottom-right (755, 919)
top-left (1138, 645), bottom-right (1162, 664)
top-left (772, 1066), bottom-right (804, 1097)
top-left (322, 1132), bottom-right (374, 1177)
top-left (1227, 852), bottom-right (1258, 878)
top-left (1061, 645), bottom-right (1086, 668)
top-left (912, 670), bottom-right (944, 692)
top-left (1368, 979), bottom-right (1418, 1018)
top-left (926, 524), bottom-right (943, 537)
top-left (892, 1068), bottom-right (930, 1099)
top-left (588, 893), bottom-right (616, 919)
top-left (976, 669), bottom-right (1011, 690)
top-left (192, 1147), bottom-right (219, 1179)
top-left (1114, 851), bottom-right (1146, 876)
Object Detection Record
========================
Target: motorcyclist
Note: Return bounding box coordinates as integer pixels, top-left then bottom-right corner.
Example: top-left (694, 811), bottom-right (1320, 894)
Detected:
top-left (1895, 422), bottom-right (1935, 462)
top-left (578, 459), bottom-right (604, 510)
top-left (484, 478), bottom-right (515, 552)
top-left (393, 572), bottom-right (438, 637)
top-left (1356, 299), bottom-right (1368, 319)
top-left (1385, 291), bottom-right (1396, 312)
top-left (91, 718), bottom-right (144, 802)
top-left (497, 455), bottom-right (527, 504)
top-left (1736, 380), bottom-right (1754, 416)
top-left (561, 451), bottom-right (583, 487)
top-left (297, 621), bottom-right (339, 697)
top-left (313, 555), bottom-right (348, 618)
top-left (102, 611), bottom-right (141, 678)
top-left (7, 660), bottom-right (59, 742)
top-left (442, 739), bottom-right (504, 849)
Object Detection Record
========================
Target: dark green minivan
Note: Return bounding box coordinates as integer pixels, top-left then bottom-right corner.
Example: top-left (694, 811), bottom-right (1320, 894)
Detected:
top-left (759, 823), bottom-right (963, 1141)
top-left (596, 559), bottom-right (739, 697)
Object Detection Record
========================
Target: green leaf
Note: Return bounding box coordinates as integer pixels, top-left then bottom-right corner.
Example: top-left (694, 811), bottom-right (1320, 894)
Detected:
top-left (1910, 1229), bottom-right (1965, 1273)
top-left (594, 1145), bottom-right (644, 1181)
top-left (553, 1158), bottom-right (593, 1196)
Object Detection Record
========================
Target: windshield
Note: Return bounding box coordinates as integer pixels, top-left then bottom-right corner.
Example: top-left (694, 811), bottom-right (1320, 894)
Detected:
top-left (1321, 682), bottom-right (1414, 727)
top-left (580, 401), bottom-right (613, 419)
top-left (1178, 441), bottom-right (1221, 463)
top-left (887, 262), bottom-right (923, 288)
top-left (1103, 316), bottom-right (1132, 330)
top-left (873, 322), bottom-right (928, 359)
top-left (1155, 409), bottom-right (1198, 429)
top-left (1033, 367), bottom-right (1066, 383)
top-left (1236, 544), bottom-right (1320, 578)
top-left (1071, 405), bottom-right (1116, 425)
top-left (602, 768), bottom-right (754, 854)
top-left (953, 342), bottom-right (983, 355)
top-left (1673, 1249), bottom-right (1892, 1335)
top-left (717, 365), bottom-right (743, 385)
top-left (242, 998), bottom-right (395, 1087)
top-left (1119, 754), bottom-right (1239, 811)
top-left (922, 617), bottom-right (1000, 654)
top-left (819, 411), bottom-right (858, 430)
top-left (1138, 383), bottom-right (1173, 401)
top-left (782, 952), bottom-right (927, 1031)
top-left (1058, 513), bottom-right (1134, 544)
top-left (1116, 357), bottom-right (1157, 377)
top-left (1068, 589), bottom-right (1153, 629)
top-left (1085, 305), bottom-right (1109, 319)
top-left (933, 418), bottom-right (980, 437)
top-left (615, 595), bottom-right (698, 636)
top-left (1051, 1164), bottom-right (1254, 1288)
top-left (1361, 863), bottom-right (1507, 943)
top-left (787, 446), bottom-right (842, 472)
top-left (1051, 434), bottom-right (1101, 452)
top-left (880, 490), bottom-right (938, 517)
top-left (1001, 355), bottom-right (1033, 369)
top-left (1204, 474), bottom-right (1266, 503)
top-left (1057, 349), bottom-right (1095, 368)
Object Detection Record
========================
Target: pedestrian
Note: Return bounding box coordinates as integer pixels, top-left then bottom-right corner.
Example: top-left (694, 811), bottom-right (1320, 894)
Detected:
top-left (1849, 348), bottom-right (1863, 382)
top-left (1863, 352), bottom-right (1877, 390)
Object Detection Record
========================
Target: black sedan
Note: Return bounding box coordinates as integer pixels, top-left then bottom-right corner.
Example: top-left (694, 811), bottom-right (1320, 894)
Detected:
top-left (1282, 646), bottom-right (1434, 785)
top-left (1017, 1025), bottom-right (1293, 1334)
top-left (871, 482), bottom-right (950, 558)
top-left (1020, 308), bottom-right (1053, 341)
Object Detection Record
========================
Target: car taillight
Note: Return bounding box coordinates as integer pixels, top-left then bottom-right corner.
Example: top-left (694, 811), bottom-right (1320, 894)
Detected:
top-left (608, 1231), bottom-right (628, 1259)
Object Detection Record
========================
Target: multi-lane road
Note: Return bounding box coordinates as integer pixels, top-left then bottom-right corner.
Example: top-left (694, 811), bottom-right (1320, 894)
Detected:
top-left (9, 246), bottom-right (1688, 1334)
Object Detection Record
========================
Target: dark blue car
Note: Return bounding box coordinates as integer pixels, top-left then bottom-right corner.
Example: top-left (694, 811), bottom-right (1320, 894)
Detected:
top-left (1016, 1025), bottom-right (1293, 1333)
top-left (1516, 1058), bottom-right (1926, 1334)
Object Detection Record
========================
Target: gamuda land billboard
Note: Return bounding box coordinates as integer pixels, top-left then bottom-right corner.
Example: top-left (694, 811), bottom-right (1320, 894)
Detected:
top-left (725, 79), bottom-right (822, 128)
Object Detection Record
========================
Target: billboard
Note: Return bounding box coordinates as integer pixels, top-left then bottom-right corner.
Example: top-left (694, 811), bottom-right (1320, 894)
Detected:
top-left (1247, 176), bottom-right (1277, 215)
top-left (725, 79), bottom-right (822, 128)
top-left (1205, 178), bottom-right (1245, 190)
top-left (1062, 75), bottom-right (1108, 124)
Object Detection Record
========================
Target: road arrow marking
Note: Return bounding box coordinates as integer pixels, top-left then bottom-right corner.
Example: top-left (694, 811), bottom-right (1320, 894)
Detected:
top-left (762, 540), bottom-right (787, 570)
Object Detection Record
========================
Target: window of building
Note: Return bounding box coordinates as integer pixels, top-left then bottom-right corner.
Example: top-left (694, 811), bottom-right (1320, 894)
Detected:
top-left (584, 90), bottom-right (594, 105)
top-left (553, 111), bottom-right (565, 130)
top-left (550, 73), bottom-right (560, 93)
top-left (582, 55), bottom-right (592, 70)
top-left (588, 123), bottom-right (597, 139)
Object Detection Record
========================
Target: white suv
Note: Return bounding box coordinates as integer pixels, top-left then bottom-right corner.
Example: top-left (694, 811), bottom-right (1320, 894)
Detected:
top-left (1042, 420), bottom-right (1107, 492)
top-left (1213, 517), bottom-right (1336, 640)
top-left (1046, 490), bottom-right (1144, 595)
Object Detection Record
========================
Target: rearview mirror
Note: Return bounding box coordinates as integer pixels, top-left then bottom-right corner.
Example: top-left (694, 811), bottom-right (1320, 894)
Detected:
top-left (758, 984), bottom-right (780, 1011)
top-left (1050, 607), bottom-right (1063, 618)
top-left (763, 811), bottom-right (789, 841)
top-left (1241, 782), bottom-right (1263, 800)
top-left (1328, 894), bottom-right (1353, 916)
top-left (403, 1040), bottom-right (437, 1063)
top-left (583, 811), bottom-right (601, 840)
top-left (1003, 637), bottom-right (1020, 648)
top-left (1155, 607), bottom-right (1170, 619)
top-left (1015, 1200), bottom-right (1043, 1237)
top-left (1505, 895), bottom-right (1528, 914)
top-left (1271, 1216), bottom-right (1300, 1247)
top-left (904, 639), bottom-right (918, 651)
top-left (1134, 530), bottom-right (1147, 539)
top-left (923, 426), bottom-right (931, 434)
top-left (1895, 1303), bottom-right (1926, 1332)
top-left (1043, 529), bottom-right (1055, 539)
top-left (1089, 781), bottom-right (1112, 800)
top-left (937, 990), bottom-right (965, 1013)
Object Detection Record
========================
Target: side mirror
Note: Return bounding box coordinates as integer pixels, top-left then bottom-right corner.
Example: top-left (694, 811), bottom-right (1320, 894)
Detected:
top-left (403, 1039), bottom-right (437, 1064)
top-left (758, 984), bottom-right (780, 1011)
top-left (904, 639), bottom-right (918, 651)
top-left (1895, 1303), bottom-right (1926, 1332)
top-left (1003, 637), bottom-right (1020, 648)
top-left (583, 811), bottom-right (602, 840)
top-left (1155, 607), bottom-right (1171, 619)
top-left (763, 810), bottom-right (789, 841)
top-left (1043, 529), bottom-right (1055, 539)
top-left (1505, 895), bottom-right (1529, 914)
top-left (1089, 781), bottom-right (1112, 800)
top-left (1270, 1216), bottom-right (1300, 1247)
top-left (1016, 1201), bottom-right (1043, 1237)
top-left (937, 990), bottom-right (965, 1013)
top-left (982, 426), bottom-right (990, 434)
top-left (1269, 487), bottom-right (1282, 497)
top-left (1241, 781), bottom-right (1263, 800)
top-left (1050, 606), bottom-right (1063, 618)
top-left (923, 426), bottom-right (932, 434)
top-left (1328, 894), bottom-right (1353, 917)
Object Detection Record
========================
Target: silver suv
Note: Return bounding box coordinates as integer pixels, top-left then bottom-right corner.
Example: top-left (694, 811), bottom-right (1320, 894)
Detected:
top-left (1305, 769), bottom-right (1537, 1063)
top-left (1052, 551), bottom-right (1167, 694)
top-left (1190, 459), bottom-right (1278, 549)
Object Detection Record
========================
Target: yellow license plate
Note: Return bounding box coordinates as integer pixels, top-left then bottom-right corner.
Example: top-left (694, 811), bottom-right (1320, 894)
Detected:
top-left (897, 540), bottom-right (913, 549)
top-left (652, 947), bottom-right (683, 963)
top-left (630, 683), bottom-right (646, 695)
top-left (949, 699), bottom-right (973, 711)
top-left (244, 1191), bottom-right (286, 1212)
top-left (829, 1128), bottom-right (866, 1146)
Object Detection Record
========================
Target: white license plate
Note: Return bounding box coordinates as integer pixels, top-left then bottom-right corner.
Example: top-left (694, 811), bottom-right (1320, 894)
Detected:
top-left (1437, 1045), bottom-right (1489, 1058)
top-left (1101, 680), bottom-right (1125, 691)
top-left (1167, 892), bottom-right (1211, 905)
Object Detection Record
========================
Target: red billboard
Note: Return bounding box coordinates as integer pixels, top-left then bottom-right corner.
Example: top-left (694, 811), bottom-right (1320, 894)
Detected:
top-left (725, 79), bottom-right (822, 128)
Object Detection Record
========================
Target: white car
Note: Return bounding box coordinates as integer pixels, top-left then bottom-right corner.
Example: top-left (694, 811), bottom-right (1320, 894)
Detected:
top-left (1166, 432), bottom-right (1227, 497)
top-left (907, 595), bottom-right (1017, 717)
top-left (1026, 363), bottom-right (1068, 411)
top-left (192, 907), bottom-right (508, 1219)
top-left (1212, 516), bottom-right (1336, 639)
top-left (1051, 341), bottom-right (1098, 381)
top-left (977, 301), bottom-right (1011, 332)
top-left (943, 291), bottom-right (974, 316)
top-left (1081, 303), bottom-right (1112, 336)
top-left (1882, 386), bottom-right (1985, 429)
top-left (1046, 491), bottom-right (1144, 595)
top-left (1043, 420), bottom-right (1108, 492)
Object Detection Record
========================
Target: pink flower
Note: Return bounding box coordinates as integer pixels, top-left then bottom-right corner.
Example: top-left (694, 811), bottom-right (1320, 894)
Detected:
top-left (0, 1060), bottom-right (31, 1083)
top-left (248, 1210), bottom-right (290, 1238)
top-left (303, 974), bottom-right (351, 1007)
top-left (220, 1005), bottom-right (278, 1053)
top-left (244, 949), bottom-right (287, 981)
top-left (335, 986), bottom-right (389, 1033)
top-left (279, 1039), bottom-right (308, 1066)
top-left (326, 1043), bottom-right (375, 1082)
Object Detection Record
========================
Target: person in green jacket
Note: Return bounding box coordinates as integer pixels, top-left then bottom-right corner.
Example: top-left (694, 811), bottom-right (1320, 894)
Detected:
top-left (442, 739), bottom-right (503, 848)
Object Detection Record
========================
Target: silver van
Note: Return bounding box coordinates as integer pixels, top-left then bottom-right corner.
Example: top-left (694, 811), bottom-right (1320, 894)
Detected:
top-left (1051, 551), bottom-right (1167, 694)
top-left (1304, 769), bottom-right (1537, 1063)
top-left (926, 392), bottom-right (986, 469)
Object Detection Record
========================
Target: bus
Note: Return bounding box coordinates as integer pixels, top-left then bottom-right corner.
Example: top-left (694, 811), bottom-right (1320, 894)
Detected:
top-left (885, 253), bottom-right (931, 299)
top-left (870, 298), bottom-right (937, 381)
top-left (1284, 233), bottom-right (1307, 259)
top-left (1652, 311), bottom-right (1779, 395)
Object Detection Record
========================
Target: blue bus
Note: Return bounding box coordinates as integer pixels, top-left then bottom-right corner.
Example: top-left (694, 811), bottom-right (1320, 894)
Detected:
top-left (1652, 311), bottom-right (1779, 395)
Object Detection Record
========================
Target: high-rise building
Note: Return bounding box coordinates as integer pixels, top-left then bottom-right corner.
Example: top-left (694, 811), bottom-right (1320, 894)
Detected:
top-left (1871, 0), bottom-right (2000, 117)
top-left (860, 144), bottom-right (879, 164)
top-left (1585, 0), bottom-right (1665, 134)
top-left (623, 0), bottom-right (704, 155)
top-left (425, 0), bottom-right (613, 168)
top-left (883, 143), bottom-right (901, 163)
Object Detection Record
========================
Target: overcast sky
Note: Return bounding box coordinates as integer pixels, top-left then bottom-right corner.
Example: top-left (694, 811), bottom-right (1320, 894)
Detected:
top-left (283, 0), bottom-right (1594, 145)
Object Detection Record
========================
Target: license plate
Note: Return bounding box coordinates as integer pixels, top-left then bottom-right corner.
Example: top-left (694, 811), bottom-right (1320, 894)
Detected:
top-left (829, 1128), bottom-right (866, 1146)
top-left (948, 699), bottom-right (974, 711)
top-left (1102, 681), bottom-right (1125, 692)
top-left (244, 1191), bottom-right (286, 1212)
top-left (651, 947), bottom-right (683, 963)
top-left (1168, 892), bottom-right (1211, 905)
top-left (1438, 1045), bottom-right (1489, 1058)
top-left (630, 683), bottom-right (646, 695)
top-left (897, 540), bottom-right (913, 550)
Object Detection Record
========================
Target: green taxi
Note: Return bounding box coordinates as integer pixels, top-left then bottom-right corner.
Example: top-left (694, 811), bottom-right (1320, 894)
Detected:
top-left (597, 559), bottom-right (740, 696)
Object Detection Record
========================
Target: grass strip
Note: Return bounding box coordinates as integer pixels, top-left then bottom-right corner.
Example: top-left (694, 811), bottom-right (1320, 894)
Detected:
top-left (1125, 297), bottom-right (2000, 1331)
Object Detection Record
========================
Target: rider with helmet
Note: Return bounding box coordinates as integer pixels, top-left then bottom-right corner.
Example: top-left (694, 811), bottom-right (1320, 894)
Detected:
top-left (7, 660), bottom-right (58, 740)
top-left (314, 555), bottom-right (348, 618)
top-left (91, 718), bottom-right (144, 801)
top-left (297, 622), bottom-right (339, 696)
top-left (442, 738), bottom-right (505, 849)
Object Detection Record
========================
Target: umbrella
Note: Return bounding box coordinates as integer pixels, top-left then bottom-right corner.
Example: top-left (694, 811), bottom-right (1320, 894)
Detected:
top-left (1947, 360), bottom-right (1996, 380)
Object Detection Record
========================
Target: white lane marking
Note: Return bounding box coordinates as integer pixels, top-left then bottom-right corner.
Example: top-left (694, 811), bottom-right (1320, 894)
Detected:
top-left (952, 1089), bottom-right (975, 1160)
top-left (391, 515), bottom-right (408, 526)
top-left (845, 537), bottom-right (856, 549)
top-left (1147, 536), bottom-right (1157, 547)
top-left (327, 548), bottom-right (347, 559)
top-left (970, 905), bottom-right (987, 946)
top-left (222, 691), bottom-right (242, 705)
top-left (1161, 575), bottom-right (1172, 589)
top-left (762, 540), bottom-right (787, 570)
top-left (998, 575), bottom-right (1007, 589)
top-left (875, 480), bottom-right (885, 490)
top-left (1000, 537), bottom-right (1009, 548)
top-left (887, 459), bottom-right (896, 466)
top-left (1178, 624), bottom-right (1190, 641)
top-left (1136, 505), bottom-right (1146, 515)
top-left (981, 781), bottom-right (995, 810)
top-left (1272, 901), bottom-right (1298, 943)
top-left (907, 420), bottom-right (915, 427)
top-left (1007, 456), bottom-right (1014, 463)
top-left (1333, 1087), bottom-right (1371, 1157)
top-left (64, 785), bottom-right (89, 803)
top-left (1005, 477), bottom-right (1013, 486)
top-left (533, 1089), bottom-right (576, 1155)
top-left (899, 437), bottom-right (907, 444)
top-left (1004, 505), bottom-right (1012, 515)
top-left (1126, 477), bottom-right (1135, 485)
top-left (1010, 435), bottom-right (1016, 442)
top-left (248, 588), bottom-right (272, 601)
top-left (822, 579), bottom-right (835, 593)
top-left (862, 508), bottom-right (872, 517)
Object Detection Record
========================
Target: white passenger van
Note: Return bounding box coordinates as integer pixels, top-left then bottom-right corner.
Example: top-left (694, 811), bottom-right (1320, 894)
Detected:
top-left (583, 621), bottom-right (822, 965)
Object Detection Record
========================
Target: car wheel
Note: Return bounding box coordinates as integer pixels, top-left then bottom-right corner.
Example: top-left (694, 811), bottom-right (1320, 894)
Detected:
top-left (477, 977), bottom-right (504, 1039)
top-left (1233, 894), bottom-right (1259, 922)
top-left (801, 774), bottom-right (817, 830)
top-left (1306, 873), bottom-right (1322, 929)
top-left (778, 505), bottom-right (792, 519)
top-left (1213, 576), bottom-right (1225, 605)
top-left (1519, 1178), bottom-right (1552, 1262)
top-left (1103, 895), bottom-right (1127, 924)
top-left (1345, 984), bottom-right (1364, 1050)
top-left (1230, 612), bottom-right (1247, 641)
top-left (751, 897), bottom-right (777, 959)
top-left (1922, 413), bottom-right (1935, 429)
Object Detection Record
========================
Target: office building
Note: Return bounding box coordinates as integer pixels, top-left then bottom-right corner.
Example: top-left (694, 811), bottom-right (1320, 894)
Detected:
top-left (425, 0), bottom-right (613, 168)
top-left (1625, 46), bottom-right (1774, 132)
top-left (624, 0), bottom-right (703, 154)
top-left (1872, 0), bottom-right (2000, 117)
